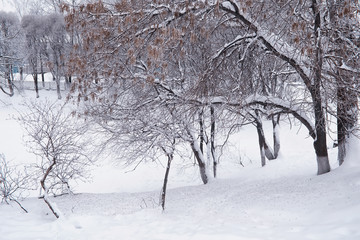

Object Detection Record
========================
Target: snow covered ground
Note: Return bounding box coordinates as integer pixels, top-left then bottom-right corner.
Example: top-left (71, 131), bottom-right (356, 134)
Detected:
top-left (0, 89), bottom-right (360, 240)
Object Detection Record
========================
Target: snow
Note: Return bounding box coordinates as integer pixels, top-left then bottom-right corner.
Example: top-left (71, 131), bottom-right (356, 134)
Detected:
top-left (1, 89), bottom-right (360, 240)
top-left (221, 1), bottom-right (236, 12)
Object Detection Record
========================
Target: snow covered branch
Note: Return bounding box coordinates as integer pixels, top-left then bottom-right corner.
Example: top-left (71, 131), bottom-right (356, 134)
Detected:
top-left (220, 1), bottom-right (313, 92)
top-left (243, 95), bottom-right (316, 139)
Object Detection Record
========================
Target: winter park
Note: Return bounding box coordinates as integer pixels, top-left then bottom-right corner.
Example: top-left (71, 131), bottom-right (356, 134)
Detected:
top-left (1, 0), bottom-right (360, 239)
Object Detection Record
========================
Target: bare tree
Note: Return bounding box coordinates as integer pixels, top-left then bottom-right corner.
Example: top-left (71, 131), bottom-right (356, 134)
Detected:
top-left (21, 14), bottom-right (42, 98)
top-left (63, 0), bottom-right (216, 185)
top-left (325, 0), bottom-right (360, 165)
top-left (0, 11), bottom-right (23, 96)
top-left (0, 154), bottom-right (32, 213)
top-left (18, 100), bottom-right (93, 218)
top-left (218, 0), bottom-right (358, 174)
top-left (63, 0), bottom-right (359, 181)
top-left (44, 13), bottom-right (67, 99)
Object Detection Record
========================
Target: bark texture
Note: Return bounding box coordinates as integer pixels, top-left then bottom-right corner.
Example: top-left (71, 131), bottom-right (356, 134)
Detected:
top-left (161, 152), bottom-right (173, 210)
top-left (40, 158), bottom-right (60, 218)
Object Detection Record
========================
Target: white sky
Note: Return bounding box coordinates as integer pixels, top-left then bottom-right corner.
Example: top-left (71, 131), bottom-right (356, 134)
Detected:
top-left (0, 0), bottom-right (17, 13)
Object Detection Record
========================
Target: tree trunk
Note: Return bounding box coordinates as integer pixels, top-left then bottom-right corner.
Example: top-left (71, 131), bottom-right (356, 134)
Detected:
top-left (65, 75), bottom-right (71, 90)
top-left (312, 97), bottom-right (331, 174)
top-left (40, 57), bottom-right (45, 88)
top-left (189, 138), bottom-right (208, 184)
top-left (337, 85), bottom-right (358, 165)
top-left (312, 92), bottom-right (330, 174)
top-left (311, 0), bottom-right (330, 175)
top-left (185, 124), bottom-right (208, 184)
top-left (5, 61), bottom-right (14, 97)
top-left (9, 65), bottom-right (14, 96)
top-left (20, 66), bottom-right (23, 81)
top-left (33, 73), bottom-right (39, 98)
top-left (210, 105), bottom-right (217, 178)
top-left (328, 0), bottom-right (359, 166)
top-left (19, 66), bottom-right (24, 92)
top-left (40, 158), bottom-right (60, 218)
top-left (220, 0), bottom-right (331, 175)
top-left (161, 152), bottom-right (173, 210)
top-left (272, 115), bottom-right (280, 158)
top-left (254, 112), bottom-right (275, 166)
top-left (56, 77), bottom-right (62, 100)
top-left (255, 117), bottom-right (266, 167)
top-left (199, 110), bottom-right (204, 154)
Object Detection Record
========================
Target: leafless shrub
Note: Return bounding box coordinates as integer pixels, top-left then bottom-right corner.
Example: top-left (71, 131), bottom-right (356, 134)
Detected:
top-left (17, 100), bottom-right (94, 218)
top-left (0, 154), bottom-right (33, 213)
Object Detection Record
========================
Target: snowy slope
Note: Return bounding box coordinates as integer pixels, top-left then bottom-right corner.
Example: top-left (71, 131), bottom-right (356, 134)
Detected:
top-left (0, 89), bottom-right (360, 240)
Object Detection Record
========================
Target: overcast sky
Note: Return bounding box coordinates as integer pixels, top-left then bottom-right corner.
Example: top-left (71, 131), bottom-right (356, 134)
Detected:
top-left (0, 0), bottom-right (17, 13)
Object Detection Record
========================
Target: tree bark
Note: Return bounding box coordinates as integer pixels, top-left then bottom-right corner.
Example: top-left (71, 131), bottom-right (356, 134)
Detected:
top-left (221, 0), bottom-right (331, 175)
top-left (40, 158), bottom-right (60, 218)
top-left (20, 66), bottom-right (23, 81)
top-left (18, 66), bottom-right (24, 92)
top-left (255, 111), bottom-right (266, 166)
top-left (5, 61), bottom-right (14, 97)
top-left (40, 56), bottom-right (45, 88)
top-left (311, 0), bottom-right (330, 175)
top-left (65, 75), bottom-right (71, 90)
top-left (254, 111), bottom-right (275, 166)
top-left (272, 115), bottom-right (280, 158)
top-left (210, 105), bottom-right (217, 178)
top-left (256, 120), bottom-right (266, 167)
top-left (161, 152), bottom-right (173, 210)
top-left (185, 125), bottom-right (209, 184)
top-left (199, 110), bottom-right (204, 154)
top-left (337, 85), bottom-right (358, 165)
top-left (327, 0), bottom-right (359, 166)
top-left (56, 78), bottom-right (62, 100)
top-left (33, 73), bottom-right (39, 98)
top-left (313, 100), bottom-right (330, 174)
top-left (189, 138), bottom-right (208, 184)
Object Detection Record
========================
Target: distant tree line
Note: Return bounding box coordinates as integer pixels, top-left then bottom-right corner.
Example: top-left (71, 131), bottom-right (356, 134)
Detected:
top-left (0, 9), bottom-right (70, 99)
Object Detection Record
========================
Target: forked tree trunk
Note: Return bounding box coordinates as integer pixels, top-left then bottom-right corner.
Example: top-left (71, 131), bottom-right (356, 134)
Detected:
top-left (189, 140), bottom-right (208, 184)
top-left (221, 0), bottom-right (331, 175)
top-left (40, 158), bottom-right (60, 218)
top-left (254, 111), bottom-right (275, 167)
top-left (191, 141), bottom-right (208, 184)
top-left (161, 152), bottom-right (173, 210)
top-left (186, 127), bottom-right (208, 184)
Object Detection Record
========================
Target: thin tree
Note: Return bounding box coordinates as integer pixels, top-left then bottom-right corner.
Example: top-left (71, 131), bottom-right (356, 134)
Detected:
top-left (18, 100), bottom-right (93, 218)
